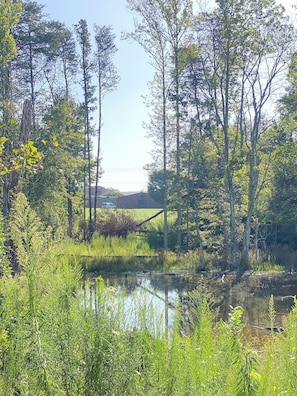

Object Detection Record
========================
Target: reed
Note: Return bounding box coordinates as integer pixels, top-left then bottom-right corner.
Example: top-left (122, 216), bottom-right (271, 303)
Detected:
top-left (59, 232), bottom-right (154, 257)
top-left (1, 194), bottom-right (296, 395)
top-left (0, 265), bottom-right (293, 395)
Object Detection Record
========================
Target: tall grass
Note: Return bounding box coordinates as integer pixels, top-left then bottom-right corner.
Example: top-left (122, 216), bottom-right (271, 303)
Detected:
top-left (1, 257), bottom-right (296, 394)
top-left (2, 194), bottom-right (297, 395)
top-left (60, 232), bottom-right (154, 257)
top-left (59, 209), bottom-right (214, 272)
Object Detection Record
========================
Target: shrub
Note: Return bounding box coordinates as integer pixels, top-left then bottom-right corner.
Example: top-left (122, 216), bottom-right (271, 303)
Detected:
top-left (78, 211), bottom-right (138, 241)
top-left (94, 210), bottom-right (138, 238)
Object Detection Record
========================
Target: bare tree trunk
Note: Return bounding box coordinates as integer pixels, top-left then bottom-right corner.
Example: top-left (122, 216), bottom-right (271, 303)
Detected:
top-left (174, 51), bottom-right (182, 251)
top-left (162, 60), bottom-right (168, 251)
top-left (224, 32), bottom-right (238, 270)
top-left (241, 146), bottom-right (259, 270)
top-left (67, 181), bottom-right (73, 238)
top-left (94, 86), bottom-right (102, 225)
top-left (194, 201), bottom-right (205, 270)
top-left (67, 198), bottom-right (73, 238)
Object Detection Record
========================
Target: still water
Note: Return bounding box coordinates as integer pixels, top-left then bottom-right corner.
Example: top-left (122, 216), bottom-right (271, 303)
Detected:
top-left (87, 270), bottom-right (297, 337)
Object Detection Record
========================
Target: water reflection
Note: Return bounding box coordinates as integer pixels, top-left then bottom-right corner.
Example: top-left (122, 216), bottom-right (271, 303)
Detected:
top-left (89, 271), bottom-right (297, 337)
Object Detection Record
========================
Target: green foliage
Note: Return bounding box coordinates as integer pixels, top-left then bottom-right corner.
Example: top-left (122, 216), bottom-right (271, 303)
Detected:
top-left (145, 212), bottom-right (177, 250)
top-left (0, 209), bottom-right (9, 276)
top-left (269, 142), bottom-right (297, 245)
top-left (56, 233), bottom-right (159, 273)
top-left (256, 298), bottom-right (297, 395)
top-left (0, 138), bottom-right (42, 177)
top-left (148, 169), bottom-right (176, 204)
top-left (0, 0), bottom-right (296, 272)
top-left (0, 0), bottom-right (22, 65)
top-left (0, 222), bottom-right (295, 396)
top-left (91, 231), bottom-right (151, 255)
top-left (237, 349), bottom-right (260, 396)
top-left (27, 99), bottom-right (84, 232)
top-left (9, 193), bottom-right (47, 270)
top-left (251, 261), bottom-right (284, 272)
top-left (1, 0), bottom-right (295, 270)
top-left (5, 194), bottom-right (53, 393)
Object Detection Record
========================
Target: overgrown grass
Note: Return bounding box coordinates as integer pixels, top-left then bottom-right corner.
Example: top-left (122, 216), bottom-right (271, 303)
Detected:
top-left (2, 251), bottom-right (296, 395)
top-left (4, 194), bottom-right (297, 395)
top-left (251, 262), bottom-right (285, 272)
top-left (56, 233), bottom-right (163, 273)
top-left (57, 236), bottom-right (214, 273)
top-left (56, 234), bottom-right (231, 273)
top-left (60, 233), bottom-right (154, 257)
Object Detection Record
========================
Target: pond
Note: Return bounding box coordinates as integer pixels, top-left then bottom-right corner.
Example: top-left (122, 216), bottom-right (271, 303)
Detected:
top-left (85, 270), bottom-right (297, 340)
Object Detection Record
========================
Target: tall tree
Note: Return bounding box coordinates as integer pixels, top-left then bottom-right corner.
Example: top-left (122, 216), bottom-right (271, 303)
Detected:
top-left (58, 27), bottom-right (78, 100)
top-left (127, 0), bottom-right (192, 251)
top-left (156, 0), bottom-right (193, 252)
top-left (75, 19), bottom-right (96, 237)
top-left (2, 2), bottom-right (80, 230)
top-left (42, 22), bottom-right (78, 102)
top-left (187, 0), bottom-right (295, 269)
top-left (238, 0), bottom-right (294, 270)
top-left (27, 98), bottom-right (85, 235)
top-left (127, 0), bottom-right (171, 249)
top-left (12, 1), bottom-right (66, 129)
top-left (266, 53), bottom-right (297, 252)
top-left (0, 0), bottom-right (22, 220)
top-left (93, 25), bottom-right (119, 223)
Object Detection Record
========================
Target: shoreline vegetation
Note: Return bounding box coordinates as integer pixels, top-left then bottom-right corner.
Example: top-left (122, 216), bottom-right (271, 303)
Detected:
top-left (1, 195), bottom-right (296, 394)
top-left (1, 249), bottom-right (297, 394)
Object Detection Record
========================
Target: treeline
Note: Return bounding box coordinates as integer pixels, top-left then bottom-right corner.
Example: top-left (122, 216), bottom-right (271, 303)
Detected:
top-left (1, 0), bottom-right (297, 272)
top-left (0, 1), bottom-right (119, 244)
top-left (128, 0), bottom-right (297, 271)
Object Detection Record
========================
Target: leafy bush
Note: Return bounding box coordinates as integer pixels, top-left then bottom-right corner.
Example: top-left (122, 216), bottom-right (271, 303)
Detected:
top-left (94, 210), bottom-right (138, 238)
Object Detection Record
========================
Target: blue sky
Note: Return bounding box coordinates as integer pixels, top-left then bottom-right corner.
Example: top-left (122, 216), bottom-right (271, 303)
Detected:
top-left (43, 0), bottom-right (155, 192)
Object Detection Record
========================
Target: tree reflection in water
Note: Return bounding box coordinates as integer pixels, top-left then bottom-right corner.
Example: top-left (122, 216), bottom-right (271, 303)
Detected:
top-left (86, 271), bottom-right (297, 339)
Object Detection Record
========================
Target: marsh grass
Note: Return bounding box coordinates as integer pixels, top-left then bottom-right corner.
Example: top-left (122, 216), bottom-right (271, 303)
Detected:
top-left (56, 233), bottom-right (163, 273)
top-left (251, 262), bottom-right (284, 272)
top-left (0, 257), bottom-right (295, 395)
top-left (2, 194), bottom-right (297, 394)
top-left (57, 237), bottom-right (210, 273)
top-left (60, 210), bottom-right (223, 273)
top-left (61, 232), bottom-right (153, 257)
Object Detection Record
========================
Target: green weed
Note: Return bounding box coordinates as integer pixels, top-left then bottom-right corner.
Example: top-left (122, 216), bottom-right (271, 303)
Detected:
top-left (251, 262), bottom-right (284, 272)
top-left (2, 193), bottom-right (296, 395)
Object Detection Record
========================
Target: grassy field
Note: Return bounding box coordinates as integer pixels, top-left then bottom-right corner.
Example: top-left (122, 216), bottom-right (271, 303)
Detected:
top-left (96, 208), bottom-right (163, 226)
top-left (125, 208), bottom-right (163, 220)
top-left (97, 208), bottom-right (176, 224)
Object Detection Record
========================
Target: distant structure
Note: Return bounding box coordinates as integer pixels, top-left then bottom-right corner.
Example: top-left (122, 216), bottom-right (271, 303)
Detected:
top-left (85, 187), bottom-right (161, 209)
top-left (85, 186), bottom-right (117, 208)
top-left (116, 192), bottom-right (161, 209)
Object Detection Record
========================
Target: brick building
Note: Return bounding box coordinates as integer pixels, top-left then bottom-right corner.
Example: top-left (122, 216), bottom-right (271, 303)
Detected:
top-left (116, 192), bottom-right (162, 209)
